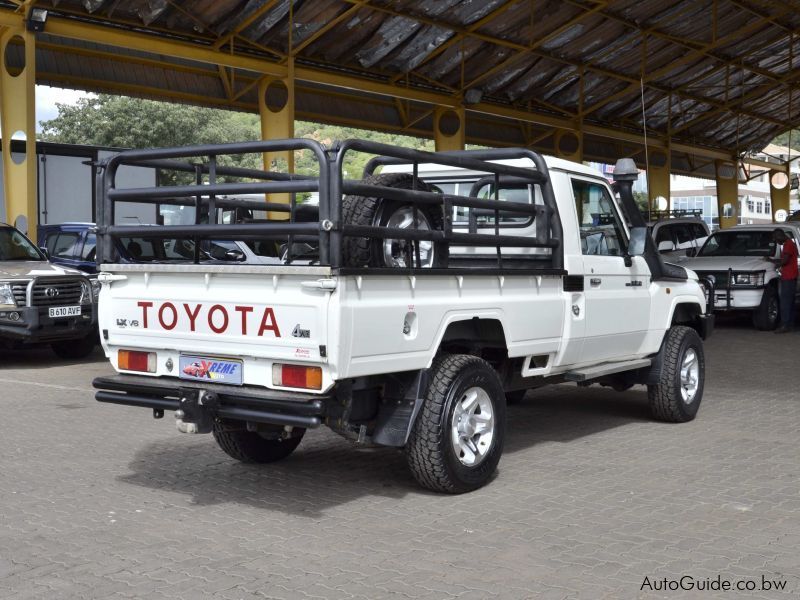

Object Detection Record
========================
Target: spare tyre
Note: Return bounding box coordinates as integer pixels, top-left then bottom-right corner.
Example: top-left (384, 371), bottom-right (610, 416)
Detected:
top-left (341, 173), bottom-right (446, 268)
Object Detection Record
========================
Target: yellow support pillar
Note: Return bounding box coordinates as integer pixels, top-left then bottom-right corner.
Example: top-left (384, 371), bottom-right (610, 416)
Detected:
top-left (715, 160), bottom-right (739, 229)
top-left (646, 149), bottom-right (671, 213)
top-left (553, 128), bottom-right (582, 163)
top-left (258, 60), bottom-right (294, 217)
top-left (434, 107), bottom-right (465, 152)
top-left (768, 169), bottom-right (790, 222)
top-left (0, 24), bottom-right (37, 236)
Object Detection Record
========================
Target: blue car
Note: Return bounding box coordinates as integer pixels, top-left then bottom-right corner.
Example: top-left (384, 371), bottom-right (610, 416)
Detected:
top-left (37, 222), bottom-right (98, 274)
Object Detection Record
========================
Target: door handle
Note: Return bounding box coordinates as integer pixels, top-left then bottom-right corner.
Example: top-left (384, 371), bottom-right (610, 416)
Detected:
top-left (590, 278), bottom-right (602, 286)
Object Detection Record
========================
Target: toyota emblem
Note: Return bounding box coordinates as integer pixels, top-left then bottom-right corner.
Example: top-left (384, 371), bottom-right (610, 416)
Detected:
top-left (45, 287), bottom-right (60, 298)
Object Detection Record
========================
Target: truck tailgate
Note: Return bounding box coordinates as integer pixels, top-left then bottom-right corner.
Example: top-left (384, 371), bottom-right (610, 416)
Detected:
top-left (98, 265), bottom-right (332, 384)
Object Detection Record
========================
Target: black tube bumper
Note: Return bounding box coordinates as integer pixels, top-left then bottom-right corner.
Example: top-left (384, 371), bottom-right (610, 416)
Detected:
top-left (93, 374), bottom-right (329, 430)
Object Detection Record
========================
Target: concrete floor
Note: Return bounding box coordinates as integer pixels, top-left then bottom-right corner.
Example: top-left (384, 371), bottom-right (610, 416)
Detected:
top-left (1, 317), bottom-right (798, 599)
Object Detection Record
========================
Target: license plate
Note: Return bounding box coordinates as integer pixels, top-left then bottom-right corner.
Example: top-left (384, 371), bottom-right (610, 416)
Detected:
top-left (179, 355), bottom-right (243, 386)
top-left (49, 306), bottom-right (81, 318)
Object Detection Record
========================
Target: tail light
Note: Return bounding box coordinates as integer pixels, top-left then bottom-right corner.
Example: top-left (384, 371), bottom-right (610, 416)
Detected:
top-left (272, 364), bottom-right (322, 390)
top-left (118, 349), bottom-right (156, 373)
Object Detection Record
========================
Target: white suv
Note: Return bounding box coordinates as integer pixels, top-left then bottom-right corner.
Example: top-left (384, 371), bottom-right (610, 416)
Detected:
top-left (683, 223), bottom-right (800, 330)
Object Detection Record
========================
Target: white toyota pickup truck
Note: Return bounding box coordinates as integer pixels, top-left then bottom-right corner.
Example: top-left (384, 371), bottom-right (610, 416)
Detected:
top-left (92, 140), bottom-right (714, 493)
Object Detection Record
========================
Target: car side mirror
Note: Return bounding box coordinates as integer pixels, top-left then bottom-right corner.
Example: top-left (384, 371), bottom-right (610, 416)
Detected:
top-left (657, 240), bottom-right (676, 253)
top-left (40, 247), bottom-right (50, 260)
top-left (686, 248), bottom-right (697, 257)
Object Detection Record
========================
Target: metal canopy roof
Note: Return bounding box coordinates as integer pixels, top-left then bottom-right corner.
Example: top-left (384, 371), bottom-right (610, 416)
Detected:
top-left (3, 0), bottom-right (799, 177)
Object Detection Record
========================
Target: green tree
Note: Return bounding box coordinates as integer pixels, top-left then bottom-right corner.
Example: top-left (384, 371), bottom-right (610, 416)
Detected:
top-left (39, 94), bottom-right (433, 180)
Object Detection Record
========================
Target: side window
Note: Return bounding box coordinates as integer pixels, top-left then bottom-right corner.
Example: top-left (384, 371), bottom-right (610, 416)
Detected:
top-left (673, 224), bottom-right (694, 246)
top-left (692, 224), bottom-right (708, 240)
top-left (572, 179), bottom-right (627, 257)
top-left (655, 226), bottom-right (673, 245)
top-left (81, 233), bottom-right (97, 260)
top-left (49, 233), bottom-right (81, 259)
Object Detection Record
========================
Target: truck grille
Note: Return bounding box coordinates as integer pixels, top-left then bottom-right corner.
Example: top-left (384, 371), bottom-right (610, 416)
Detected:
top-left (10, 279), bottom-right (85, 306)
top-left (32, 279), bottom-right (84, 307)
top-left (10, 282), bottom-right (27, 305)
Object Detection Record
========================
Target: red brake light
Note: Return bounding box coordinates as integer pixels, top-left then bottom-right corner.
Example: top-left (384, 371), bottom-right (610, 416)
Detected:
top-left (118, 350), bottom-right (156, 373)
top-left (272, 364), bottom-right (322, 390)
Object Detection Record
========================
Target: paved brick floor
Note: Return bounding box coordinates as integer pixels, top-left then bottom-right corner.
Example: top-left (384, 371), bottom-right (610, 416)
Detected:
top-left (1, 319), bottom-right (798, 599)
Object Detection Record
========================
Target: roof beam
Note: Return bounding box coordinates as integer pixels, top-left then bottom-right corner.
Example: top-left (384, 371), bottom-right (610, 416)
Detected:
top-left (212, 0), bottom-right (282, 51)
top-left (580, 6), bottom-right (792, 118)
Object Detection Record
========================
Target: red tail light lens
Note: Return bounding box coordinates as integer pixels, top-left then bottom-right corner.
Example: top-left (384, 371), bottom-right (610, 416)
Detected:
top-left (272, 364), bottom-right (322, 390)
top-left (118, 350), bottom-right (156, 373)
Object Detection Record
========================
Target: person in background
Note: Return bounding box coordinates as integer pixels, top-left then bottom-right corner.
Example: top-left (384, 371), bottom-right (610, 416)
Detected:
top-left (769, 228), bottom-right (798, 334)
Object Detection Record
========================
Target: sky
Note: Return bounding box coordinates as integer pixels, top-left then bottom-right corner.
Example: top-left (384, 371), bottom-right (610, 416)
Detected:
top-left (36, 85), bottom-right (93, 131)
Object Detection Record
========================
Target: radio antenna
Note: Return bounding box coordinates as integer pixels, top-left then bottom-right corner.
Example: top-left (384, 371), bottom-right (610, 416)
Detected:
top-left (640, 77), bottom-right (651, 219)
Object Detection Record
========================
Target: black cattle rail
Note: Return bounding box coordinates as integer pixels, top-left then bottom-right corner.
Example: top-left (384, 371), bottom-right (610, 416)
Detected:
top-left (96, 138), bottom-right (563, 272)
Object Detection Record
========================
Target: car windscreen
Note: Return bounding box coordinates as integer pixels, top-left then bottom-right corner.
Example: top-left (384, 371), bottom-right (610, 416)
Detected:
top-left (0, 227), bottom-right (44, 261)
top-left (697, 230), bottom-right (774, 257)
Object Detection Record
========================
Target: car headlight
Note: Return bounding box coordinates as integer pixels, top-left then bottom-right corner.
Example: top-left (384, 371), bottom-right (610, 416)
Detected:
top-left (732, 271), bottom-right (765, 286)
top-left (90, 277), bottom-right (101, 301)
top-left (80, 280), bottom-right (93, 305)
top-left (0, 282), bottom-right (17, 307)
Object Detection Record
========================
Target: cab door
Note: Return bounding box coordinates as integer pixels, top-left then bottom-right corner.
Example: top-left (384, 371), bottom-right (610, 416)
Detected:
top-left (571, 177), bottom-right (652, 363)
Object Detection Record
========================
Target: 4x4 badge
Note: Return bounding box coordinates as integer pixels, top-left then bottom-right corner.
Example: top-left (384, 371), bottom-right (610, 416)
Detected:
top-left (292, 324), bottom-right (310, 338)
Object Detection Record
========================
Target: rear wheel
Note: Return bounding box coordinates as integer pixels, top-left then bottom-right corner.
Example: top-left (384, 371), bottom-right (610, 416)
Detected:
top-left (341, 173), bottom-right (445, 268)
top-left (213, 421), bottom-right (305, 463)
top-left (406, 354), bottom-right (506, 493)
top-left (752, 285), bottom-right (779, 331)
top-left (648, 326), bottom-right (705, 423)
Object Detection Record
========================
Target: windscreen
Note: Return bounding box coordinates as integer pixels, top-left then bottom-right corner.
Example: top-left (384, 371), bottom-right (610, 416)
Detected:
top-left (698, 231), bottom-right (774, 257)
top-left (0, 227), bottom-right (44, 261)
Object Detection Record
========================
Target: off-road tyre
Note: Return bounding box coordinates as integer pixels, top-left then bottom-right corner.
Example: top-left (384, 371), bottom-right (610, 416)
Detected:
top-left (213, 422), bottom-right (305, 463)
top-left (51, 334), bottom-right (96, 359)
top-left (406, 354), bottom-right (506, 493)
top-left (752, 284), bottom-right (779, 331)
top-left (341, 173), bottom-right (446, 268)
top-left (648, 326), bottom-right (705, 423)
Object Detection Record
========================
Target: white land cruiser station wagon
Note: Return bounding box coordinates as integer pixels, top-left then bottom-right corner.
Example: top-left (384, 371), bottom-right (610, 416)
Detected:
top-left (682, 223), bottom-right (800, 330)
top-left (91, 140), bottom-right (713, 493)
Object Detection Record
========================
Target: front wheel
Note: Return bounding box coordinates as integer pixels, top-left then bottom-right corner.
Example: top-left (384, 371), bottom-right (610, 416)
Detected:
top-left (648, 326), bottom-right (705, 423)
top-left (752, 285), bottom-right (779, 331)
top-left (406, 354), bottom-right (506, 493)
top-left (213, 421), bottom-right (305, 463)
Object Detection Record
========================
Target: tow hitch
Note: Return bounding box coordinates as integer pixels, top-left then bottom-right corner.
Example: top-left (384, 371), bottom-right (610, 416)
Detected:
top-left (175, 390), bottom-right (218, 434)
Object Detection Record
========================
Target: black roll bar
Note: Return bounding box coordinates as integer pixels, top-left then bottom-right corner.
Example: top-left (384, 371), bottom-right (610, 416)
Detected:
top-left (97, 138), bottom-right (563, 273)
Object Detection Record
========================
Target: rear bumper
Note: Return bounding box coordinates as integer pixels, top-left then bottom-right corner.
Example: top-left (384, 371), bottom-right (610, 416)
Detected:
top-left (93, 374), bottom-right (329, 430)
top-left (0, 306), bottom-right (95, 344)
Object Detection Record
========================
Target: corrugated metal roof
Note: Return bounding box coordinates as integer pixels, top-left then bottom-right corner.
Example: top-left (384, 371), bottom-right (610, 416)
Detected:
top-left (5, 0), bottom-right (800, 175)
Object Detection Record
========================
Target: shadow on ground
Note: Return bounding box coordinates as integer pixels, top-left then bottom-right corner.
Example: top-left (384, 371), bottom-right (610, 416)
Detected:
top-left (119, 383), bottom-right (650, 516)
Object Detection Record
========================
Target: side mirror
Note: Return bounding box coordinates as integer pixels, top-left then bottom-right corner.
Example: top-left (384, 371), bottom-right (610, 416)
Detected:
top-left (628, 226), bottom-right (647, 257)
top-left (686, 248), bottom-right (697, 257)
top-left (40, 247), bottom-right (50, 260)
top-left (657, 240), bottom-right (676, 253)
top-left (225, 249), bottom-right (246, 262)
